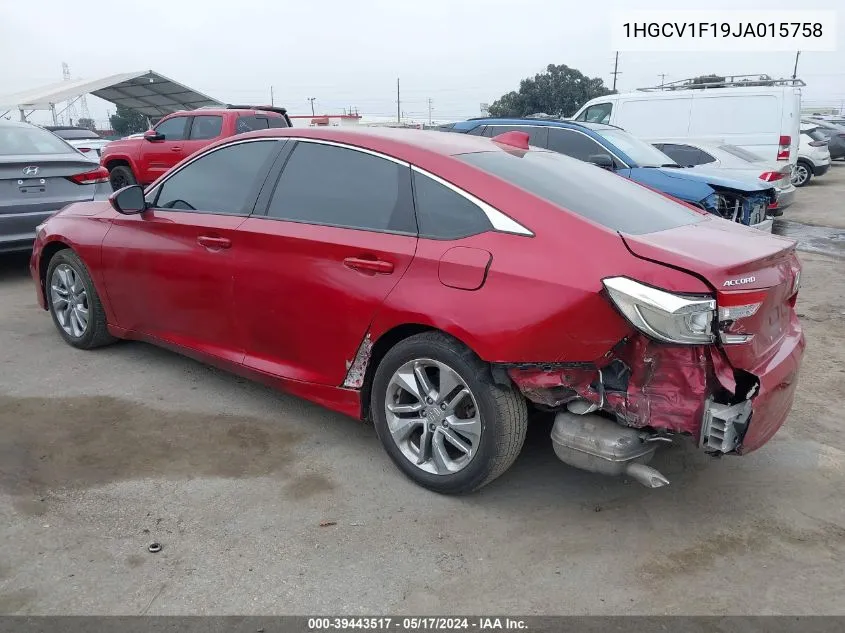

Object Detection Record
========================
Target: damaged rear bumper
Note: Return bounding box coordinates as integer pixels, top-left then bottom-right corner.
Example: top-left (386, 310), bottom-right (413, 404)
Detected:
top-left (505, 326), bottom-right (804, 454)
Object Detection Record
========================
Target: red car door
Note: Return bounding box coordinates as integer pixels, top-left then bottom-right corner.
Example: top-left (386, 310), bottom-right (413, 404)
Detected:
top-left (139, 115), bottom-right (192, 184)
top-left (233, 140), bottom-right (417, 386)
top-left (101, 138), bottom-right (283, 363)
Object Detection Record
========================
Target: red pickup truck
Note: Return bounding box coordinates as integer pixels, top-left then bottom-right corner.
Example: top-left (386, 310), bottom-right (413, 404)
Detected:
top-left (100, 105), bottom-right (291, 191)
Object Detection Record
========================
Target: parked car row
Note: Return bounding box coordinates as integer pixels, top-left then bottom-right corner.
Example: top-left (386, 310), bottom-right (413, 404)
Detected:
top-left (29, 121), bottom-right (805, 493)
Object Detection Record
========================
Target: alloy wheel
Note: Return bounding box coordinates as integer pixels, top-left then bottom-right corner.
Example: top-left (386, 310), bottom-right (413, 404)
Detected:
top-left (792, 164), bottom-right (809, 186)
top-left (50, 264), bottom-right (89, 338)
top-left (384, 358), bottom-right (482, 475)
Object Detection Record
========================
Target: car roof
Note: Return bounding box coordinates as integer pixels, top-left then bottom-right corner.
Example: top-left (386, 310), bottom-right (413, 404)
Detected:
top-left (456, 118), bottom-right (621, 132)
top-left (209, 126), bottom-right (524, 159)
top-left (0, 119), bottom-right (38, 129)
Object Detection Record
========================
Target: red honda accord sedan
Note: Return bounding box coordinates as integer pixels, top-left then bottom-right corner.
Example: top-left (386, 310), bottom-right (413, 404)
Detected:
top-left (30, 127), bottom-right (805, 493)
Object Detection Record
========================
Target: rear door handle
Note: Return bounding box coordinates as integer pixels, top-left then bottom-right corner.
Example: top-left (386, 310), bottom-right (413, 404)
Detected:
top-left (171, 146), bottom-right (183, 152)
top-left (197, 235), bottom-right (231, 250)
top-left (343, 257), bottom-right (394, 274)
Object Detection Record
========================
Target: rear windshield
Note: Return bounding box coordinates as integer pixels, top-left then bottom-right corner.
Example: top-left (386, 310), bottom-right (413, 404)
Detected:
top-left (0, 125), bottom-right (72, 155)
top-left (805, 128), bottom-right (829, 142)
top-left (595, 129), bottom-right (677, 168)
top-left (718, 145), bottom-right (765, 162)
top-left (52, 129), bottom-right (101, 140)
top-left (459, 150), bottom-right (704, 235)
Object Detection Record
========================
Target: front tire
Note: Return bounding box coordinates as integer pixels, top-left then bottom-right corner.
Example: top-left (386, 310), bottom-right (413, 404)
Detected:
top-left (46, 250), bottom-right (116, 349)
top-left (371, 332), bottom-right (528, 494)
top-left (108, 165), bottom-right (137, 191)
top-left (792, 161), bottom-right (812, 187)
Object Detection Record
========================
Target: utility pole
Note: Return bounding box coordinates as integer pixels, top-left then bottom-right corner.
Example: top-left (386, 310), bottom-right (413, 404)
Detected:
top-left (307, 97), bottom-right (316, 115)
top-left (611, 51), bottom-right (621, 91)
top-left (792, 51), bottom-right (801, 79)
top-left (658, 73), bottom-right (667, 88)
top-left (427, 97), bottom-right (433, 125)
top-left (396, 78), bottom-right (400, 123)
top-left (270, 86), bottom-right (274, 106)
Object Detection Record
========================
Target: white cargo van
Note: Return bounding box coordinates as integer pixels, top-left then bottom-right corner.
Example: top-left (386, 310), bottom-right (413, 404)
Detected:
top-left (571, 75), bottom-right (803, 167)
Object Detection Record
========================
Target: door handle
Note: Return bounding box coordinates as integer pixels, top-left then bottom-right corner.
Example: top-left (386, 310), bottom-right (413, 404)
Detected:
top-left (343, 257), bottom-right (394, 274)
top-left (171, 146), bottom-right (183, 151)
top-left (197, 235), bottom-right (232, 250)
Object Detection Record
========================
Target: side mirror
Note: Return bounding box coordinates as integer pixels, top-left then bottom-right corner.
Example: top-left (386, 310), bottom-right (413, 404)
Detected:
top-left (588, 153), bottom-right (615, 170)
top-left (144, 130), bottom-right (165, 142)
top-left (109, 185), bottom-right (147, 215)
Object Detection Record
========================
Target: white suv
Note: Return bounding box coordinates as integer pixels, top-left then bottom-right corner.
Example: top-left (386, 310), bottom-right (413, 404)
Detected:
top-left (793, 125), bottom-right (831, 187)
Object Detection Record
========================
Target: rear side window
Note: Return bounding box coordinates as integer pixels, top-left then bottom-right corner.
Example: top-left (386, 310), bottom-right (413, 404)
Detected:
top-left (189, 115), bottom-right (223, 140)
top-left (482, 125), bottom-right (548, 148)
top-left (52, 129), bottom-right (101, 140)
top-left (0, 125), bottom-right (71, 155)
top-left (412, 171), bottom-right (492, 239)
top-left (153, 140), bottom-right (278, 214)
top-left (547, 128), bottom-right (612, 163)
top-left (267, 116), bottom-right (288, 128)
top-left (154, 116), bottom-right (189, 141)
top-left (658, 143), bottom-right (711, 166)
top-left (459, 150), bottom-right (703, 235)
top-left (465, 125), bottom-right (486, 136)
top-left (266, 142), bottom-right (415, 233)
top-left (236, 116), bottom-right (271, 133)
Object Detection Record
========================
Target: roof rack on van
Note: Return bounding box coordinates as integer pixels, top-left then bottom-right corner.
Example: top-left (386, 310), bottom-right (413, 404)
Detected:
top-left (637, 74), bottom-right (806, 91)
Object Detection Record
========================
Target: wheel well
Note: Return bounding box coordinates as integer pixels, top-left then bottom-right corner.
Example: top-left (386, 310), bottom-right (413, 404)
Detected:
top-left (104, 159), bottom-right (131, 172)
top-left (796, 158), bottom-right (813, 169)
top-left (38, 242), bottom-right (71, 305)
top-left (359, 323), bottom-right (437, 420)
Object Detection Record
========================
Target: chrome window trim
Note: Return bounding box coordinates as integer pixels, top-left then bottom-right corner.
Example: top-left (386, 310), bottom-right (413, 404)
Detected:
top-left (410, 165), bottom-right (533, 237)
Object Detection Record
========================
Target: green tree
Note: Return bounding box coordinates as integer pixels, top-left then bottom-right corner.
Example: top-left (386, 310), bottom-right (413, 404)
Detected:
top-left (109, 105), bottom-right (147, 135)
top-left (488, 64), bottom-right (614, 118)
top-left (77, 117), bottom-right (96, 131)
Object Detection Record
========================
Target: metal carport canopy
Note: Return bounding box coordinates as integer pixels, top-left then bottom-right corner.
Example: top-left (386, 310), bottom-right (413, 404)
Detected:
top-left (0, 70), bottom-right (223, 117)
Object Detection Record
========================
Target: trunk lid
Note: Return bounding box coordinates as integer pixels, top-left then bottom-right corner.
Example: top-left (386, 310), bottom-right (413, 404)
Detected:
top-left (622, 216), bottom-right (801, 372)
top-left (0, 154), bottom-right (100, 216)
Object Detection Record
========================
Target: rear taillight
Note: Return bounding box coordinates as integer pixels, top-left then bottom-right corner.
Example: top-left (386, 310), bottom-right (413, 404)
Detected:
top-left (603, 277), bottom-right (716, 345)
top-left (718, 290), bottom-right (767, 344)
top-left (77, 147), bottom-right (93, 153)
top-left (759, 171), bottom-right (784, 182)
top-left (777, 135), bottom-right (791, 160)
top-left (67, 166), bottom-right (109, 185)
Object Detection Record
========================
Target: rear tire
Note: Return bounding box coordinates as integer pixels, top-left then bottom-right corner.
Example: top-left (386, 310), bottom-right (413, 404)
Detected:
top-left (792, 161), bottom-right (812, 187)
top-left (371, 332), bottom-right (528, 494)
top-left (46, 249), bottom-right (116, 349)
top-left (108, 165), bottom-right (137, 191)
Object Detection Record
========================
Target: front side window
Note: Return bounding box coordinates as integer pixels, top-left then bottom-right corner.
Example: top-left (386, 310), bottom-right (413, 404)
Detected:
top-left (412, 171), bottom-right (492, 239)
top-left (576, 103), bottom-right (612, 124)
top-left (482, 125), bottom-right (548, 148)
top-left (154, 116), bottom-right (189, 141)
top-left (189, 115), bottom-right (223, 140)
top-left (153, 140), bottom-right (278, 214)
top-left (266, 142), bottom-right (415, 233)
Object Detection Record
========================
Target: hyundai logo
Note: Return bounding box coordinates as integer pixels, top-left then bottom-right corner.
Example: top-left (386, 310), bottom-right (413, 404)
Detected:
top-left (22, 166), bottom-right (39, 176)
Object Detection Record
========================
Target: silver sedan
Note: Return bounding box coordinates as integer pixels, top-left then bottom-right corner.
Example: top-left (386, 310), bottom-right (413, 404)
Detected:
top-left (1, 120), bottom-right (110, 253)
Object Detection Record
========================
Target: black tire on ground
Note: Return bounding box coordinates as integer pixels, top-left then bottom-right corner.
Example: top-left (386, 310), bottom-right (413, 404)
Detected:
top-left (46, 249), bottom-right (117, 350)
top-left (793, 161), bottom-right (813, 187)
top-left (108, 165), bottom-right (137, 191)
top-left (371, 331), bottom-right (528, 494)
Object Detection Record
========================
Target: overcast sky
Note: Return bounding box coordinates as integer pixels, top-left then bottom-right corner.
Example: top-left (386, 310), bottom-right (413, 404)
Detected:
top-left (1, 0), bottom-right (842, 125)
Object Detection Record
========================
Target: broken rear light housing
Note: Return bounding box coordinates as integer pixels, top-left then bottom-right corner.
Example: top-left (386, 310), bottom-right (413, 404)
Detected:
top-left (603, 277), bottom-right (715, 344)
top-left (776, 135), bottom-right (791, 160)
top-left (67, 166), bottom-right (109, 185)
